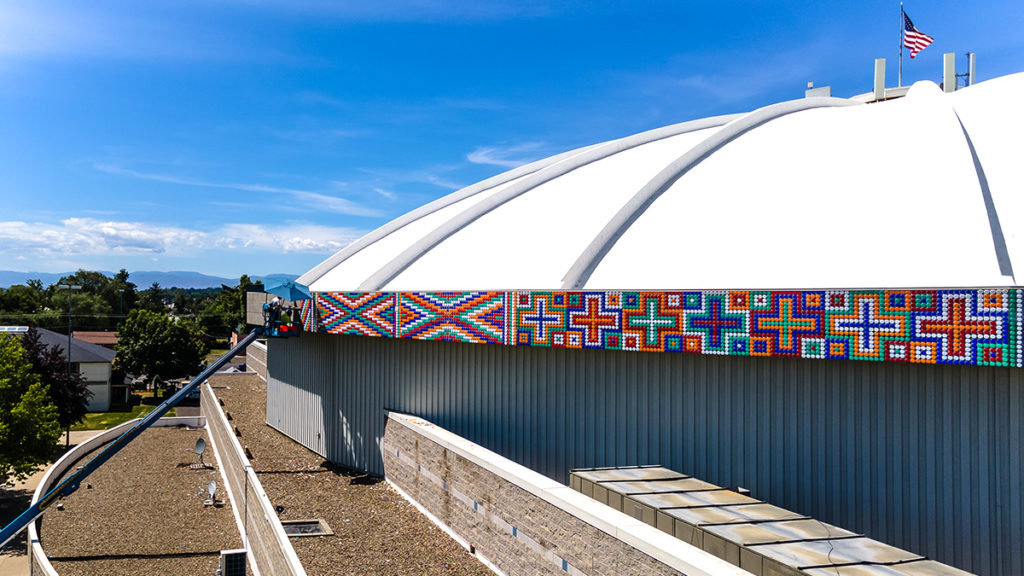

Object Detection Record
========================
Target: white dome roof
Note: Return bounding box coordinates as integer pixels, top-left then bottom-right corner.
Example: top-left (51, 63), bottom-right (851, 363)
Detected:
top-left (302, 73), bottom-right (1024, 291)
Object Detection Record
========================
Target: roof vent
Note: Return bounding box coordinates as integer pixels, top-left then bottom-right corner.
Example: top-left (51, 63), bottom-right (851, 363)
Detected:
top-left (281, 519), bottom-right (334, 537)
top-left (217, 549), bottom-right (246, 576)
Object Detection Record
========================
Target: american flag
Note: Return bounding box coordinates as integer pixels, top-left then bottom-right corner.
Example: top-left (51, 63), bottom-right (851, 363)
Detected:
top-left (903, 11), bottom-right (934, 59)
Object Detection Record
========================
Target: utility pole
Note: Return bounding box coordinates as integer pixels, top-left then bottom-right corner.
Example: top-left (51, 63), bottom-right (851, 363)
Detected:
top-left (57, 284), bottom-right (81, 449)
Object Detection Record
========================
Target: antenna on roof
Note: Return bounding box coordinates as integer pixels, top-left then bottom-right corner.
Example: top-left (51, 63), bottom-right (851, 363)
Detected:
top-left (955, 52), bottom-right (976, 88)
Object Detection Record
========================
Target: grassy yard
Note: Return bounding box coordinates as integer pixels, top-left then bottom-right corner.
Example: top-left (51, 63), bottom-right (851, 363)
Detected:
top-left (71, 391), bottom-right (177, 431)
top-left (205, 348), bottom-right (229, 364)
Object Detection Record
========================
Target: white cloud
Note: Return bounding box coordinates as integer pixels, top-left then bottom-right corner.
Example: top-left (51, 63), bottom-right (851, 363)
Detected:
top-left (0, 1), bottom-right (569, 67)
top-left (359, 166), bottom-right (464, 191)
top-left (617, 42), bottom-right (830, 108)
top-left (374, 188), bottom-right (397, 201)
top-left (214, 0), bottom-right (557, 22)
top-left (0, 3), bottom-right (263, 62)
top-left (94, 163), bottom-right (384, 217)
top-left (0, 218), bottom-right (366, 257)
top-left (269, 127), bottom-right (367, 143)
top-left (294, 91), bottom-right (348, 108)
top-left (467, 142), bottom-right (547, 168)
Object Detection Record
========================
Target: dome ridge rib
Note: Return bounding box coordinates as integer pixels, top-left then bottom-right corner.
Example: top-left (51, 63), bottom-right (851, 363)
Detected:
top-left (357, 113), bottom-right (743, 291)
top-left (954, 111), bottom-right (1015, 281)
top-left (560, 97), bottom-right (860, 290)
top-left (297, 143), bottom-right (596, 287)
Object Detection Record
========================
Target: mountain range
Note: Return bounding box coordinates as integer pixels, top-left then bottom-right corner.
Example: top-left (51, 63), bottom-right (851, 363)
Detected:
top-left (0, 270), bottom-right (299, 290)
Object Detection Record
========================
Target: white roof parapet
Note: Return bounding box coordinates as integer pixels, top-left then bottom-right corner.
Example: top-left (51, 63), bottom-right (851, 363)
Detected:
top-left (386, 410), bottom-right (752, 576)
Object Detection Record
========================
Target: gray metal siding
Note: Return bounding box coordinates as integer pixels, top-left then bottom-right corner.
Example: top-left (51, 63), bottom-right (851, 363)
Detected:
top-left (268, 333), bottom-right (1023, 576)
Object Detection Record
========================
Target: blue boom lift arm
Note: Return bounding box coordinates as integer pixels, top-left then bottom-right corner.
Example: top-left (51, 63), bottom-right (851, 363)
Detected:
top-left (0, 328), bottom-right (264, 549)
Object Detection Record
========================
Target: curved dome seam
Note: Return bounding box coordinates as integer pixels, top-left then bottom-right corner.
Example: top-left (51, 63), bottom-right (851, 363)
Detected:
top-left (954, 111), bottom-right (1015, 281)
top-left (358, 113), bottom-right (743, 291)
top-left (297, 143), bottom-right (597, 287)
top-left (560, 97), bottom-right (861, 290)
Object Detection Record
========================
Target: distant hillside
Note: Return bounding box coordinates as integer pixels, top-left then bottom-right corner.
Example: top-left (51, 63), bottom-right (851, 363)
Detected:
top-left (0, 271), bottom-right (69, 287)
top-left (0, 270), bottom-right (298, 289)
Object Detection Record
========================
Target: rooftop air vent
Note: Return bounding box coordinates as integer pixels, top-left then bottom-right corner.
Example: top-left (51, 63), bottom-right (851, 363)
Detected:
top-left (280, 519), bottom-right (333, 537)
top-left (218, 549), bottom-right (246, 576)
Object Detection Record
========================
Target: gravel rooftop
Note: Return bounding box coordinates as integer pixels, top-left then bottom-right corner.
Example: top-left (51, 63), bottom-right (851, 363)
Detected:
top-left (40, 426), bottom-right (245, 576)
top-left (211, 373), bottom-right (492, 576)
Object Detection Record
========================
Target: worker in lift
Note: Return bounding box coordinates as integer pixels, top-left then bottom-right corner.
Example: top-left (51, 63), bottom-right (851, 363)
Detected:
top-left (263, 296), bottom-right (283, 326)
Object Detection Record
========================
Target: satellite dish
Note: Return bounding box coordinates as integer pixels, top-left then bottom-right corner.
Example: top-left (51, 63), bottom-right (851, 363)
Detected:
top-left (192, 437), bottom-right (208, 469)
top-left (203, 481), bottom-right (219, 507)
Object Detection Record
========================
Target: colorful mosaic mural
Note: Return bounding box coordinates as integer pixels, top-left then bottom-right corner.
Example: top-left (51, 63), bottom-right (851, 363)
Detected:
top-left (308, 289), bottom-right (1023, 368)
top-left (398, 292), bottom-right (509, 344)
top-left (317, 292), bottom-right (395, 337)
top-left (299, 298), bottom-right (318, 332)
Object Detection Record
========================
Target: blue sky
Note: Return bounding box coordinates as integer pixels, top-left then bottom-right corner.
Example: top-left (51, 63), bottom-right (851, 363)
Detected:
top-left (1, 1), bottom-right (1022, 279)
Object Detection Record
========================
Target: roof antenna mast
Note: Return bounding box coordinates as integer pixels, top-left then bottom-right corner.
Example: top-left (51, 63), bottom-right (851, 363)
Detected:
top-left (898, 2), bottom-right (904, 87)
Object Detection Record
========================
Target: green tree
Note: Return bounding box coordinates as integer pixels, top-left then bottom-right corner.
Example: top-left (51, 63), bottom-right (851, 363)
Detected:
top-left (55, 269), bottom-right (111, 294)
top-left (38, 270), bottom-right (122, 331)
top-left (222, 275), bottom-right (263, 333)
top-left (0, 335), bottom-right (61, 486)
top-left (1, 284), bottom-right (42, 314)
top-left (115, 310), bottom-right (209, 391)
top-left (197, 275), bottom-right (263, 338)
top-left (102, 269), bottom-right (138, 322)
top-left (20, 328), bottom-right (92, 437)
top-left (198, 298), bottom-right (231, 338)
top-left (139, 282), bottom-right (167, 313)
top-left (46, 289), bottom-right (114, 332)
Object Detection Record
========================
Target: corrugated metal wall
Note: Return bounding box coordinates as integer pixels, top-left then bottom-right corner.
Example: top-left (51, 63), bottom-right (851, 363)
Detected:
top-left (267, 333), bottom-right (1023, 576)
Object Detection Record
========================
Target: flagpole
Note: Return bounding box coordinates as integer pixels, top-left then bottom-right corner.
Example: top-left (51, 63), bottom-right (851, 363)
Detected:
top-left (898, 2), bottom-right (904, 87)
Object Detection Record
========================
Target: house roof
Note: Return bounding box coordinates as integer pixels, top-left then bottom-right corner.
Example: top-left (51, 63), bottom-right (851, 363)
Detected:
top-left (72, 331), bottom-right (119, 347)
top-left (2, 327), bottom-right (115, 364)
top-left (301, 73), bottom-right (1024, 291)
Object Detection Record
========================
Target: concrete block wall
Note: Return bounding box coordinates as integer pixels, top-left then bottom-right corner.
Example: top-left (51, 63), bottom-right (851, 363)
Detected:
top-left (202, 384), bottom-right (306, 576)
top-left (382, 412), bottom-right (750, 576)
top-left (247, 340), bottom-right (267, 380)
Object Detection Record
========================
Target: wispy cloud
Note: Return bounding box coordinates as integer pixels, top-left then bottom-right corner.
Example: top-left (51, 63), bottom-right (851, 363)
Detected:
top-left (269, 127), bottom-right (368, 143)
top-left (214, 0), bottom-right (558, 22)
top-left (374, 188), bottom-right (397, 201)
top-left (433, 98), bottom-right (508, 111)
top-left (294, 91), bottom-right (348, 108)
top-left (467, 142), bottom-right (547, 168)
top-left (0, 3), bottom-right (271, 63)
top-left (359, 166), bottom-right (464, 191)
top-left (0, 218), bottom-right (366, 257)
top-left (617, 42), bottom-right (831, 108)
top-left (94, 163), bottom-right (384, 217)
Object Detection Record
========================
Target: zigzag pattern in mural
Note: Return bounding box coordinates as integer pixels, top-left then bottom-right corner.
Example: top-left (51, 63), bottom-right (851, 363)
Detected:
top-left (303, 289), bottom-right (1021, 368)
top-left (300, 297), bottom-right (319, 332)
top-left (317, 292), bottom-right (395, 337)
top-left (399, 292), bottom-right (507, 344)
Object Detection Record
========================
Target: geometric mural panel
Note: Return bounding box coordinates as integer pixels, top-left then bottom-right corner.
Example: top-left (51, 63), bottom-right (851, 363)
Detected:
top-left (303, 289), bottom-right (1023, 369)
